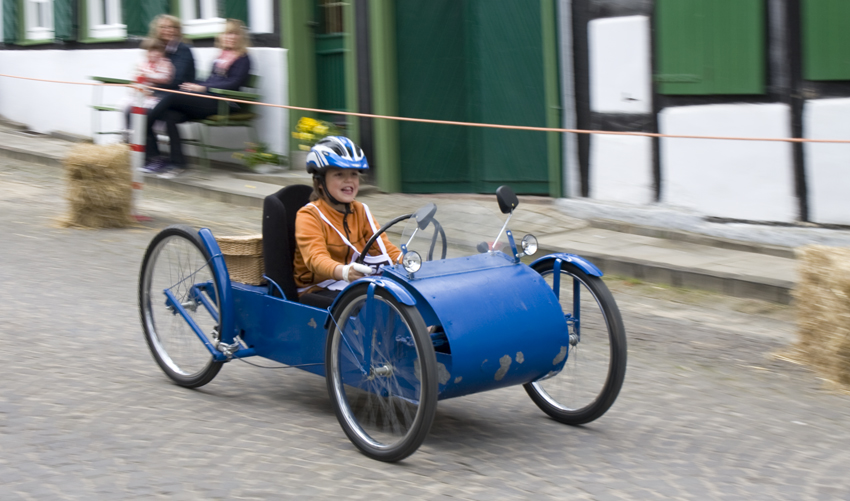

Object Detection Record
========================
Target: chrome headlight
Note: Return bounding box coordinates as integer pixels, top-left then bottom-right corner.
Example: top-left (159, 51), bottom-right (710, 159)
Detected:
top-left (402, 251), bottom-right (422, 273)
top-left (521, 234), bottom-right (538, 257)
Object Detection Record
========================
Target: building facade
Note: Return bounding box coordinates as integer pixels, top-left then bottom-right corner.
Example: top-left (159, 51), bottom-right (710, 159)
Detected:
top-left (0, 0), bottom-right (288, 159)
top-left (2, 0), bottom-right (849, 225)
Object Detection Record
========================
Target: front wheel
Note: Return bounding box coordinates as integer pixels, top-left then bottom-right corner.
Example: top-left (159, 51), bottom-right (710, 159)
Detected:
top-left (139, 225), bottom-right (223, 388)
top-left (524, 260), bottom-right (627, 425)
top-left (326, 284), bottom-right (438, 462)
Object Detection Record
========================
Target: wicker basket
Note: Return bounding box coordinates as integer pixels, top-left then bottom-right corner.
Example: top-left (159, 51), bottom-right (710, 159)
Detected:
top-left (216, 234), bottom-right (265, 285)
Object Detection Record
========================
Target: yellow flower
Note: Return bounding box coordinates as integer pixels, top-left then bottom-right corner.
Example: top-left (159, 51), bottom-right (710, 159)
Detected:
top-left (315, 125), bottom-right (328, 135)
top-left (296, 117), bottom-right (320, 133)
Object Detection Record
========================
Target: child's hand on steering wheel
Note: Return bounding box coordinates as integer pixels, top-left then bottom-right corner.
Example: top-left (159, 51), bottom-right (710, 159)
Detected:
top-left (341, 263), bottom-right (373, 282)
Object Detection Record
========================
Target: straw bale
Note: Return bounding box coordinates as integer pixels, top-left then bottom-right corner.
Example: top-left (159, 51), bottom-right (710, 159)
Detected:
top-left (792, 245), bottom-right (850, 387)
top-left (62, 143), bottom-right (134, 228)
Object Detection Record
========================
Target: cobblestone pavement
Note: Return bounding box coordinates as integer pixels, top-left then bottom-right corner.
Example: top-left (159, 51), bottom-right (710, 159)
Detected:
top-left (1, 159), bottom-right (849, 500)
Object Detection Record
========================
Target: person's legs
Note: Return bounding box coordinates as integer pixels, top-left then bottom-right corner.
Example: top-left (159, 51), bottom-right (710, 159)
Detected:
top-left (299, 288), bottom-right (340, 309)
top-left (156, 94), bottom-right (220, 177)
top-left (145, 93), bottom-right (174, 163)
top-left (159, 110), bottom-right (187, 168)
top-left (168, 93), bottom-right (220, 120)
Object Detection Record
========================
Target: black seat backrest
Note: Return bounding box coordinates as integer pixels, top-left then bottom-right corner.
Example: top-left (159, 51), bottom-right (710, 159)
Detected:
top-left (262, 184), bottom-right (314, 301)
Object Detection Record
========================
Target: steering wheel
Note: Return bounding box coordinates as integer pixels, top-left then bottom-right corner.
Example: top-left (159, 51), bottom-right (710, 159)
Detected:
top-left (356, 203), bottom-right (447, 265)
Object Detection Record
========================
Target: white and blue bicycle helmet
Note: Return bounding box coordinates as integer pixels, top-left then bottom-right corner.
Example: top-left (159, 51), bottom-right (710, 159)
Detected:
top-left (306, 136), bottom-right (369, 175)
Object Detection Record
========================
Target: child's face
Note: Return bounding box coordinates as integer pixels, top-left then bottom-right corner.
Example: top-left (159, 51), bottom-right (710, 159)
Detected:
top-left (325, 168), bottom-right (360, 204)
top-left (148, 50), bottom-right (164, 63)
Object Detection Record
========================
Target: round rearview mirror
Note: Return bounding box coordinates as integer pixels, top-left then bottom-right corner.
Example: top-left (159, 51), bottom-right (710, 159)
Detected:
top-left (402, 251), bottom-right (422, 273)
top-left (521, 234), bottom-right (538, 256)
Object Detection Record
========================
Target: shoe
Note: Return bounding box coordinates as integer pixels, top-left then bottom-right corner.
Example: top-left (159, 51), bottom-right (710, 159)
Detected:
top-left (141, 158), bottom-right (167, 173)
top-left (157, 165), bottom-right (186, 179)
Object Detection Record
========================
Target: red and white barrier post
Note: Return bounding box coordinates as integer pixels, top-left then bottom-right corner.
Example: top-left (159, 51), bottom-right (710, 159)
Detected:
top-left (130, 103), bottom-right (151, 222)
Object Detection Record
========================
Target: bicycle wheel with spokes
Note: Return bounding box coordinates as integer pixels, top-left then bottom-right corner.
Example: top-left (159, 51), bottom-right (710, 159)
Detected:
top-left (525, 260), bottom-right (627, 425)
top-left (139, 225), bottom-right (223, 388)
top-left (326, 284), bottom-right (438, 462)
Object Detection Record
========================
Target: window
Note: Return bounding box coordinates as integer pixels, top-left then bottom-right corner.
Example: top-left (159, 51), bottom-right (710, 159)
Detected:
top-left (654, 0), bottom-right (766, 95)
top-left (802, 0), bottom-right (850, 80)
top-left (87, 0), bottom-right (126, 39)
top-left (24, 0), bottom-right (53, 41)
top-left (180, 0), bottom-right (224, 36)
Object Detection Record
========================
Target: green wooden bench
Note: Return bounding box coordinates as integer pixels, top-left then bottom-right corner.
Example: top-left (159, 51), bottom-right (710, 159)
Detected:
top-left (90, 76), bottom-right (133, 138)
top-left (183, 74), bottom-right (261, 173)
top-left (90, 75), bottom-right (262, 173)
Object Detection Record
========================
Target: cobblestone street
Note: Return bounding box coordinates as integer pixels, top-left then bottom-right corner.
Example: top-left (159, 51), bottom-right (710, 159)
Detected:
top-left (1, 159), bottom-right (849, 500)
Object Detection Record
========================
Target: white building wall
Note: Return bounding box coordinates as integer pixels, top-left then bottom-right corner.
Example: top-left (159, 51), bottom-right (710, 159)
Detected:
top-left (587, 15), bottom-right (654, 204)
top-left (590, 135), bottom-right (654, 203)
top-left (804, 98), bottom-right (850, 225)
top-left (659, 103), bottom-right (797, 222)
top-left (588, 16), bottom-right (652, 114)
top-left (0, 47), bottom-right (288, 159)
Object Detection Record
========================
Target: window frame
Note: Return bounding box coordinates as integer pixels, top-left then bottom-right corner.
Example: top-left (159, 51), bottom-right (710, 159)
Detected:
top-left (81, 0), bottom-right (126, 41)
top-left (21, 0), bottom-right (53, 43)
top-left (179, 0), bottom-right (224, 38)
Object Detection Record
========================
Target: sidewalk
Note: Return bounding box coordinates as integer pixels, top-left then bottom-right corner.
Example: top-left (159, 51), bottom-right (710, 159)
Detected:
top-left (5, 119), bottom-right (850, 305)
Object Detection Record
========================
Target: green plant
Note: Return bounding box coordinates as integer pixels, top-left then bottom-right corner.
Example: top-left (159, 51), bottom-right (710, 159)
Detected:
top-left (232, 142), bottom-right (284, 169)
top-left (291, 116), bottom-right (342, 151)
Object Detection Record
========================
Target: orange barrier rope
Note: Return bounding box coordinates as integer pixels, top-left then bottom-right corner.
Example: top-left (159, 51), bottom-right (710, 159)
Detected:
top-left (3, 72), bottom-right (850, 144)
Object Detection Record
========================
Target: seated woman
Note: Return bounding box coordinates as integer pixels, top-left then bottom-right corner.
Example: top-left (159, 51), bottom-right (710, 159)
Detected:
top-left (293, 136), bottom-right (402, 308)
top-left (144, 19), bottom-right (252, 178)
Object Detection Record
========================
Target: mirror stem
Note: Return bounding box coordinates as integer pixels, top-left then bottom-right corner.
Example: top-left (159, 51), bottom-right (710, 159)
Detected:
top-left (492, 211), bottom-right (514, 252)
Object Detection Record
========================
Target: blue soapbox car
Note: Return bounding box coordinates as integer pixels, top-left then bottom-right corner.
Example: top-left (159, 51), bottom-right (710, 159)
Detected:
top-left (138, 186), bottom-right (627, 462)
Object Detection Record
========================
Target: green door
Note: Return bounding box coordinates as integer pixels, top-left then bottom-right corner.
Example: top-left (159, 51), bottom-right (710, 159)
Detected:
top-left (395, 0), bottom-right (555, 194)
top-left (315, 0), bottom-right (346, 116)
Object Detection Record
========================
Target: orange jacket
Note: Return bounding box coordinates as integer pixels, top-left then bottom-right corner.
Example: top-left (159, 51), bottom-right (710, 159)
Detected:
top-left (293, 198), bottom-right (402, 295)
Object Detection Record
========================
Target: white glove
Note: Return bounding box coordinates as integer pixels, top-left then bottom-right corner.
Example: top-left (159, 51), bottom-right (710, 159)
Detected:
top-left (341, 263), bottom-right (373, 282)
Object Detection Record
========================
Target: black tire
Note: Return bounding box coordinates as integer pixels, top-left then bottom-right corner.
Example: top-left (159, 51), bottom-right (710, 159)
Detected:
top-left (139, 225), bottom-right (223, 388)
top-left (524, 260), bottom-right (627, 425)
top-left (326, 284), bottom-right (438, 462)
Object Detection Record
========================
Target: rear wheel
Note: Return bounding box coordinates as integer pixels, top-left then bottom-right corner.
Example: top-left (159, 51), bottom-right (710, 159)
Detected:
top-left (524, 260), bottom-right (627, 424)
top-left (326, 284), bottom-right (438, 462)
top-left (139, 225), bottom-right (223, 388)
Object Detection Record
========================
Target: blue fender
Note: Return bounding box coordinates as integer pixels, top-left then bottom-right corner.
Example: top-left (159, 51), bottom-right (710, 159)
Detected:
top-left (326, 276), bottom-right (416, 318)
top-left (324, 276), bottom-right (417, 330)
top-left (197, 228), bottom-right (237, 344)
top-left (530, 253), bottom-right (603, 277)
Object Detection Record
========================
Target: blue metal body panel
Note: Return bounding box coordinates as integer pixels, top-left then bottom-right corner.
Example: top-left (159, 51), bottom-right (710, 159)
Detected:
top-left (531, 253), bottom-right (603, 277)
top-left (213, 244), bottom-right (573, 399)
top-left (232, 283), bottom-right (328, 376)
top-left (382, 253), bottom-right (570, 400)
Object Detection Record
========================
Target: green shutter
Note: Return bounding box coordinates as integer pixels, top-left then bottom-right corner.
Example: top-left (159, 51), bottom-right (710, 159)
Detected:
top-left (3, 0), bottom-right (16, 43)
top-left (655, 0), bottom-right (765, 95)
top-left (124, 0), bottom-right (170, 37)
top-left (802, 0), bottom-right (850, 80)
top-left (224, 0), bottom-right (248, 24)
top-left (54, 0), bottom-right (73, 40)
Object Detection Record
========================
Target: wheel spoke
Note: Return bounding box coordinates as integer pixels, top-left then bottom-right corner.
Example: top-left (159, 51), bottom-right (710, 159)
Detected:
top-left (327, 286), bottom-right (437, 461)
top-left (524, 262), bottom-right (626, 425)
top-left (140, 227), bottom-right (223, 388)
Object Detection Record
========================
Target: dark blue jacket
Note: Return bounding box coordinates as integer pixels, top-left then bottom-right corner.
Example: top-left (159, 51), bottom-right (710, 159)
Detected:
top-left (165, 42), bottom-right (196, 89)
top-left (201, 53), bottom-right (251, 92)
